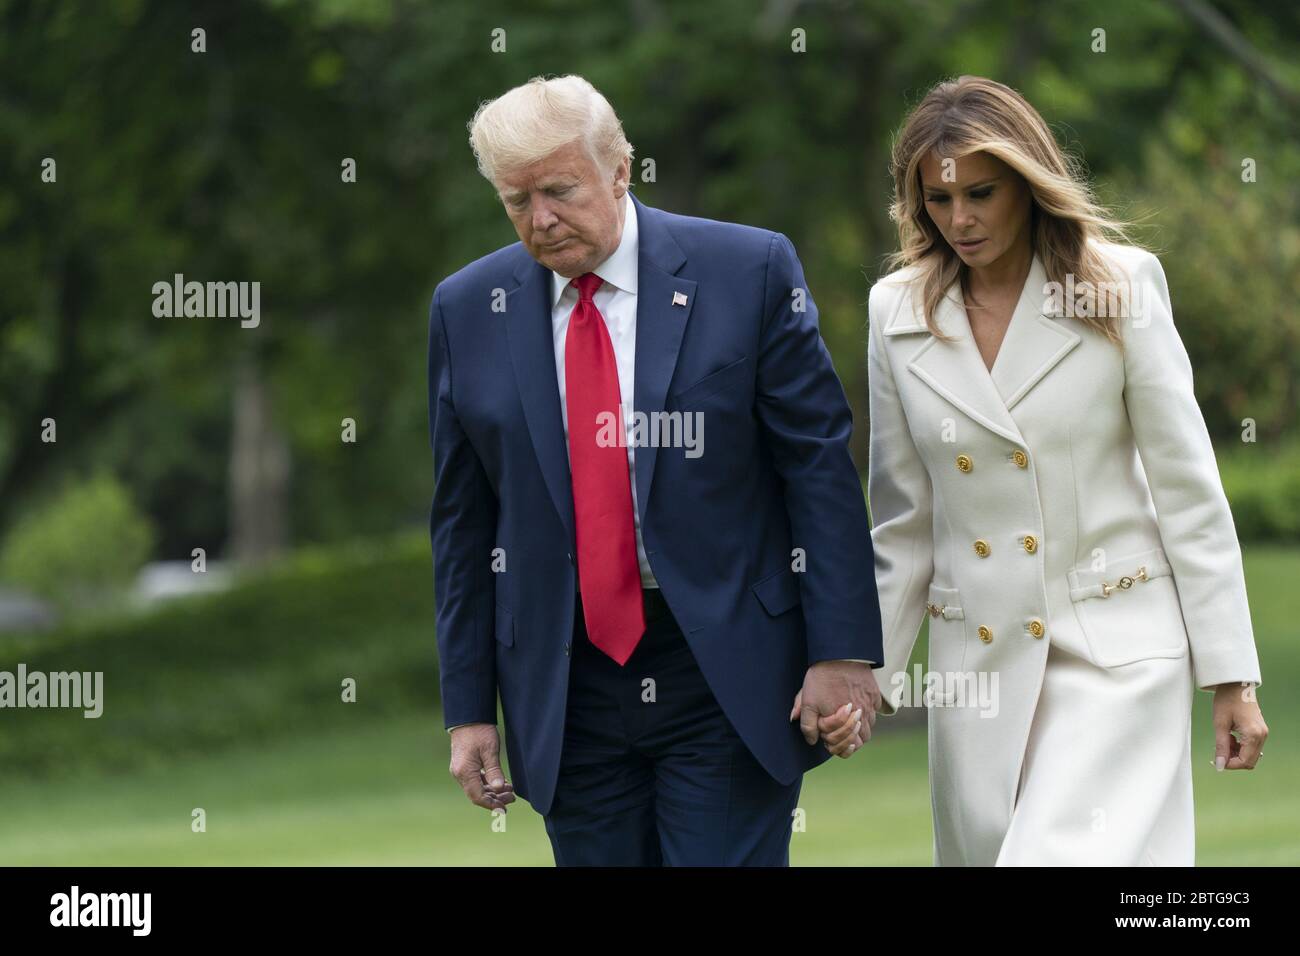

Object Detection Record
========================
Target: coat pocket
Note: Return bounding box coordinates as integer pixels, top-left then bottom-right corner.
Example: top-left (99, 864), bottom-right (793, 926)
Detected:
top-left (493, 604), bottom-right (514, 647)
top-left (924, 584), bottom-right (966, 701)
top-left (1067, 546), bottom-right (1187, 666)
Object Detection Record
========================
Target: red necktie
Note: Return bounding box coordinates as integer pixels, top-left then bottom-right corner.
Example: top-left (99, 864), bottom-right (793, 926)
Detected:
top-left (564, 273), bottom-right (646, 665)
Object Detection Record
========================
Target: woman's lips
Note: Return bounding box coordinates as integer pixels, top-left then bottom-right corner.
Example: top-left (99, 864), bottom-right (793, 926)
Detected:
top-left (954, 237), bottom-right (987, 252)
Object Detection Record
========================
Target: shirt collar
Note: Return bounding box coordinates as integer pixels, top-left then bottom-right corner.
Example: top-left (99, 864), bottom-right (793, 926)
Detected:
top-left (549, 191), bottom-right (638, 308)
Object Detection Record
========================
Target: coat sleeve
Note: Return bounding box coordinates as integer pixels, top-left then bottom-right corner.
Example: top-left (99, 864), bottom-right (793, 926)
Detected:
top-left (428, 283), bottom-right (501, 728)
top-left (867, 279), bottom-right (935, 715)
top-left (754, 233), bottom-right (883, 666)
top-left (1120, 249), bottom-right (1262, 691)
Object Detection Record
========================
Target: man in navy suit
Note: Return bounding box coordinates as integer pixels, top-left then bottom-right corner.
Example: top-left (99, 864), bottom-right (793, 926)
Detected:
top-left (428, 75), bottom-right (884, 865)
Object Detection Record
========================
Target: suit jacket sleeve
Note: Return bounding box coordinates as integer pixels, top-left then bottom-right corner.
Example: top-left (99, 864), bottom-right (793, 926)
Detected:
top-left (866, 278), bottom-right (935, 715)
top-left (755, 233), bottom-right (882, 666)
top-left (428, 283), bottom-right (501, 728)
top-left (1121, 250), bottom-right (1262, 691)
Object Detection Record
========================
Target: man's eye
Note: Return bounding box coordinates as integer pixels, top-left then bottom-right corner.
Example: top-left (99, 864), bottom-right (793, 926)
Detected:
top-left (506, 196), bottom-right (528, 209)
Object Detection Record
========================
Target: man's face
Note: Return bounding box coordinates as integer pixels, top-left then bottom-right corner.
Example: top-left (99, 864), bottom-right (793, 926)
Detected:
top-left (495, 139), bottom-right (630, 278)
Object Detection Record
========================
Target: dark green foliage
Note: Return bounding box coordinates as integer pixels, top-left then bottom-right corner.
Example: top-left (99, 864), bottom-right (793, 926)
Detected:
top-left (1, 0), bottom-right (1296, 550)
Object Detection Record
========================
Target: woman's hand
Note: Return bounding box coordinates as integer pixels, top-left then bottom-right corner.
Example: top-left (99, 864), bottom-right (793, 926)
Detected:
top-left (1212, 682), bottom-right (1268, 771)
top-left (789, 692), bottom-right (863, 757)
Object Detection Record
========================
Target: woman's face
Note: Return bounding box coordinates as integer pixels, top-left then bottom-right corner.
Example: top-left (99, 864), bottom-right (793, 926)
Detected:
top-left (918, 150), bottom-right (1032, 271)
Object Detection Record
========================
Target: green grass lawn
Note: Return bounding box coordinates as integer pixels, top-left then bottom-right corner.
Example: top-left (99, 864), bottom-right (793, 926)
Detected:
top-left (0, 543), bottom-right (1295, 865)
top-left (1, 699), bottom-right (1293, 866)
top-left (0, 708), bottom-right (932, 866)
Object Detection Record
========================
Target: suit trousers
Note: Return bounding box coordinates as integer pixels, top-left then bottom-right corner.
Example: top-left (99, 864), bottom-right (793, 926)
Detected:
top-left (542, 588), bottom-right (802, 866)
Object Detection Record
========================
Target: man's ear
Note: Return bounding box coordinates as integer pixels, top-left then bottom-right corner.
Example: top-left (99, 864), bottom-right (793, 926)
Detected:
top-left (612, 155), bottom-right (631, 196)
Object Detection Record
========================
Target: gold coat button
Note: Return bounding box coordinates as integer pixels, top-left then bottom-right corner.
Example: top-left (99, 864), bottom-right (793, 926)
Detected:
top-left (1028, 618), bottom-right (1045, 638)
top-left (1012, 449), bottom-right (1028, 468)
top-left (956, 454), bottom-right (973, 472)
top-left (1022, 534), bottom-right (1038, 554)
top-left (978, 625), bottom-right (993, 643)
top-left (973, 539), bottom-right (990, 557)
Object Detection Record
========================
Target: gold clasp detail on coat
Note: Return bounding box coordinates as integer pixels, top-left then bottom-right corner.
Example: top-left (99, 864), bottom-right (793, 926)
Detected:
top-left (926, 602), bottom-right (945, 618)
top-left (1100, 565), bottom-right (1148, 597)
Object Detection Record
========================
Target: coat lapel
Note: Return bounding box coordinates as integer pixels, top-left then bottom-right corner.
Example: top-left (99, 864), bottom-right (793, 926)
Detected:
top-left (630, 194), bottom-right (695, 525)
top-left (895, 284), bottom-right (1025, 445)
top-left (988, 255), bottom-right (1081, 411)
top-left (505, 253), bottom-right (575, 546)
top-left (889, 254), bottom-right (1081, 444)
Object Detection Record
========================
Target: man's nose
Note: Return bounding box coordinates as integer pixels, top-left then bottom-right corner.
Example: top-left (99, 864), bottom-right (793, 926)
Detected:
top-left (531, 197), bottom-right (559, 232)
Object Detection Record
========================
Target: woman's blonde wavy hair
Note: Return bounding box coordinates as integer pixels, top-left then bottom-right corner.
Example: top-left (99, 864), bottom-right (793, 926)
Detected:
top-left (886, 75), bottom-right (1133, 344)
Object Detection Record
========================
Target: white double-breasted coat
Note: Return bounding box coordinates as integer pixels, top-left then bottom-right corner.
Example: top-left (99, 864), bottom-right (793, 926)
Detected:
top-left (866, 242), bottom-right (1263, 865)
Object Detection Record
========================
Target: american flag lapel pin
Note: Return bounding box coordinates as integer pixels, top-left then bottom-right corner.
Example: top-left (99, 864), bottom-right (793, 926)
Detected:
top-left (672, 291), bottom-right (688, 307)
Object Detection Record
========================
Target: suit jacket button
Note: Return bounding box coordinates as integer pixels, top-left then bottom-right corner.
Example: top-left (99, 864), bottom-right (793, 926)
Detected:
top-left (956, 454), bottom-right (973, 472)
top-left (978, 625), bottom-right (993, 643)
top-left (1012, 449), bottom-right (1028, 468)
top-left (973, 539), bottom-right (990, 557)
top-left (564, 641), bottom-right (571, 656)
top-left (1022, 534), bottom-right (1038, 554)
top-left (1028, 618), bottom-right (1045, 638)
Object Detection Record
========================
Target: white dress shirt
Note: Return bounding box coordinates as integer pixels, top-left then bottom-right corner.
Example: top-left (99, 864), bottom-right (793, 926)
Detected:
top-left (549, 191), bottom-right (658, 589)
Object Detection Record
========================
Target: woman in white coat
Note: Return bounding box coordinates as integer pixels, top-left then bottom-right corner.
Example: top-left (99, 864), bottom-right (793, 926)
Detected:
top-left (850, 76), bottom-right (1268, 865)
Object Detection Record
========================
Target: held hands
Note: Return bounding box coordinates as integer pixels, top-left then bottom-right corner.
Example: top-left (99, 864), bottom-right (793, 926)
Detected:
top-left (449, 723), bottom-right (516, 812)
top-left (789, 661), bottom-right (883, 758)
top-left (1212, 683), bottom-right (1269, 771)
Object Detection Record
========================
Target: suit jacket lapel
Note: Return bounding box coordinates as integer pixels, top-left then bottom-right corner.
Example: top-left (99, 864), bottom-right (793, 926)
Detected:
top-left (505, 253), bottom-right (575, 546)
top-left (502, 194), bottom-right (697, 547)
top-left (630, 194), bottom-right (695, 525)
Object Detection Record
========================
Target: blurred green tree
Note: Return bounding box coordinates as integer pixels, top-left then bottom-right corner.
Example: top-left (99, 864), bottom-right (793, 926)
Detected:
top-left (1, 0), bottom-right (1295, 558)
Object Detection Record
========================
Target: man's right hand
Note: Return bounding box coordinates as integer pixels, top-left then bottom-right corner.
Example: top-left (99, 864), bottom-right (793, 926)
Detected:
top-left (448, 723), bottom-right (516, 812)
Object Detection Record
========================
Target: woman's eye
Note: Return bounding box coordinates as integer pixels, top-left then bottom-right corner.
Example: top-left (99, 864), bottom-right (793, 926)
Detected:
top-left (925, 194), bottom-right (949, 204)
top-left (969, 188), bottom-right (993, 199)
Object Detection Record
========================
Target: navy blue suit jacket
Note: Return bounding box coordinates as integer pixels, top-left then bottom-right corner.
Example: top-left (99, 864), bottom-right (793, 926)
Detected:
top-left (428, 193), bottom-right (883, 815)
